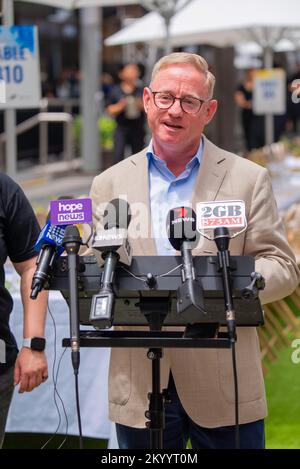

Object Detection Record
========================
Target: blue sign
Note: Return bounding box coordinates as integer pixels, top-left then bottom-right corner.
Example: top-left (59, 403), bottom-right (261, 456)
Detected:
top-left (0, 25), bottom-right (41, 109)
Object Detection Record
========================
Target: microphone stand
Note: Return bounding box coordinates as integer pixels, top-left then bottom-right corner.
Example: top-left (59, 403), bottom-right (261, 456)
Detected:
top-left (62, 225), bottom-right (82, 374)
top-left (62, 225), bottom-right (83, 449)
top-left (177, 241), bottom-right (205, 316)
top-left (214, 226), bottom-right (240, 448)
top-left (214, 227), bottom-right (236, 342)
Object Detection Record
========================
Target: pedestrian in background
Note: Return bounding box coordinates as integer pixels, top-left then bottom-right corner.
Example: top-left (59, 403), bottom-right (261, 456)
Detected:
top-left (106, 64), bottom-right (145, 164)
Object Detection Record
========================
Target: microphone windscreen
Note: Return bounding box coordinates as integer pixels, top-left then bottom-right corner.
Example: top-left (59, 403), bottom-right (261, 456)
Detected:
top-left (65, 224), bottom-right (80, 237)
top-left (34, 221), bottom-right (66, 255)
top-left (166, 206), bottom-right (198, 251)
top-left (103, 198), bottom-right (131, 230)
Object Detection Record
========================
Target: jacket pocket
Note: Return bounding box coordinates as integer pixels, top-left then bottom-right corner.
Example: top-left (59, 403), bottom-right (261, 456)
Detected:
top-left (217, 328), bottom-right (264, 404)
top-left (108, 348), bottom-right (131, 405)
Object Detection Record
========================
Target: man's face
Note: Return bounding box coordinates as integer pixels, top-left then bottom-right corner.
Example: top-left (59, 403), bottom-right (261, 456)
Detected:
top-left (143, 64), bottom-right (217, 155)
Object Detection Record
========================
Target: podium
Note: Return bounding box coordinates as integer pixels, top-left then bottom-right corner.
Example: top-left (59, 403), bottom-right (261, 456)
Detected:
top-left (48, 254), bottom-right (264, 449)
top-left (50, 255), bottom-right (264, 328)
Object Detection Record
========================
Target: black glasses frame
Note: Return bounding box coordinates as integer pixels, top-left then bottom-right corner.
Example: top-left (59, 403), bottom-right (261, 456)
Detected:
top-left (149, 88), bottom-right (211, 114)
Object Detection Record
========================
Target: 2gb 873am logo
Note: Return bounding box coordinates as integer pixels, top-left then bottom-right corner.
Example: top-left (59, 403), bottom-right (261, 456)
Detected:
top-left (196, 200), bottom-right (246, 230)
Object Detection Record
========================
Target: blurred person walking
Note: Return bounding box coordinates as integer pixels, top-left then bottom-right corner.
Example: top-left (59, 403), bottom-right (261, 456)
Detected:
top-left (106, 64), bottom-right (145, 164)
top-left (234, 69), bottom-right (255, 152)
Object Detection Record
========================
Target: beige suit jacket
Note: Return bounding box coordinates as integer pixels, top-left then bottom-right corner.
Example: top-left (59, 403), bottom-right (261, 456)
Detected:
top-left (89, 136), bottom-right (299, 428)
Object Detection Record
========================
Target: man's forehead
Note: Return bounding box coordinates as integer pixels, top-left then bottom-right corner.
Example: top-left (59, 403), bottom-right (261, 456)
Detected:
top-left (151, 65), bottom-right (208, 93)
top-left (153, 64), bottom-right (205, 81)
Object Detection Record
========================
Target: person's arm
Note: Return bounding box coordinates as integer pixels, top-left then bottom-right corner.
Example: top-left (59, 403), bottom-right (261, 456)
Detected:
top-left (13, 256), bottom-right (48, 393)
top-left (244, 168), bottom-right (300, 304)
top-left (234, 90), bottom-right (252, 109)
top-left (106, 99), bottom-right (127, 117)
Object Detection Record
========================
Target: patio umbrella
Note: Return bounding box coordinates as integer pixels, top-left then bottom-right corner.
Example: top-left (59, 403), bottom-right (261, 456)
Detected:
top-left (105, 0), bottom-right (300, 145)
top-left (105, 0), bottom-right (300, 52)
top-left (18, 0), bottom-right (138, 8)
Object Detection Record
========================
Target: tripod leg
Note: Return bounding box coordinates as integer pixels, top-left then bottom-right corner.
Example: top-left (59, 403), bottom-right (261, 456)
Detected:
top-left (145, 348), bottom-right (164, 450)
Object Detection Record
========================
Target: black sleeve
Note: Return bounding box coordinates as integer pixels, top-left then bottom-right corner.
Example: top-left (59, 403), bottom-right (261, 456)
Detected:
top-left (236, 84), bottom-right (244, 93)
top-left (105, 85), bottom-right (122, 107)
top-left (3, 178), bottom-right (40, 263)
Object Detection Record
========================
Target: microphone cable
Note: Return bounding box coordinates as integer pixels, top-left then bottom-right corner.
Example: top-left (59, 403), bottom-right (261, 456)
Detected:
top-left (74, 371), bottom-right (83, 449)
top-left (41, 304), bottom-right (69, 449)
top-left (120, 263), bottom-right (183, 283)
top-left (231, 341), bottom-right (240, 449)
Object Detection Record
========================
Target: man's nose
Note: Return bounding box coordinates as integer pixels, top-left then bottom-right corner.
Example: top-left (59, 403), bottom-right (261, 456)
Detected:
top-left (168, 98), bottom-right (182, 115)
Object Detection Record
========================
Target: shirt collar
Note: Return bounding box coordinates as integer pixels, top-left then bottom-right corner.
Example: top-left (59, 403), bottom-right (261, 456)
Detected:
top-left (146, 137), bottom-right (204, 171)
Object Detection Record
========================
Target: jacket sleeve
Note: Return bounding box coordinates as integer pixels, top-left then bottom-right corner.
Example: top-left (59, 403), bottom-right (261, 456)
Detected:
top-left (243, 167), bottom-right (300, 304)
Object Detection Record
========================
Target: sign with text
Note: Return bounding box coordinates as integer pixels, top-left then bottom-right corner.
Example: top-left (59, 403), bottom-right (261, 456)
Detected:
top-left (197, 200), bottom-right (246, 230)
top-left (253, 68), bottom-right (286, 115)
top-left (50, 198), bottom-right (93, 226)
top-left (0, 25), bottom-right (41, 109)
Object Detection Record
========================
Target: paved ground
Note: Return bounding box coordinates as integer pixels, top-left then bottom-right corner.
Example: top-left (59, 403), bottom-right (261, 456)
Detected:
top-left (19, 170), bottom-right (96, 218)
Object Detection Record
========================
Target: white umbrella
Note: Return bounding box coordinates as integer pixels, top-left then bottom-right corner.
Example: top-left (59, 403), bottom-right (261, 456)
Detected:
top-left (105, 0), bottom-right (300, 146)
top-left (18, 0), bottom-right (138, 8)
top-left (105, 0), bottom-right (300, 49)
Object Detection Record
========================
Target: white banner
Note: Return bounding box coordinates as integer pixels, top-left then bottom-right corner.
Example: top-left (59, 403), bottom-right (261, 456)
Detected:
top-left (0, 25), bottom-right (41, 109)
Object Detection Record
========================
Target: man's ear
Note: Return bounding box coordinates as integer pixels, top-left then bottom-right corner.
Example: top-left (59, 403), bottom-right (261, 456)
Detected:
top-left (143, 87), bottom-right (151, 114)
top-left (204, 99), bottom-right (218, 125)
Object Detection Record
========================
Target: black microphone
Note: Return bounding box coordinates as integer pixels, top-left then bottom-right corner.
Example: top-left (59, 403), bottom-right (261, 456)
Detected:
top-left (90, 198), bottom-right (132, 328)
top-left (167, 207), bottom-right (205, 315)
top-left (30, 219), bottom-right (66, 299)
top-left (30, 195), bottom-right (75, 299)
top-left (62, 225), bottom-right (82, 373)
top-left (213, 226), bottom-right (236, 342)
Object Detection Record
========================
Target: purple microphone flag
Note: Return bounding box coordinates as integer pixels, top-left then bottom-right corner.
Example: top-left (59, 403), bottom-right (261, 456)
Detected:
top-left (50, 198), bottom-right (93, 225)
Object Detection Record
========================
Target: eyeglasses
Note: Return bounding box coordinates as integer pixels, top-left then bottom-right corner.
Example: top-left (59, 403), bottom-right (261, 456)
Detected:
top-left (150, 89), bottom-right (211, 114)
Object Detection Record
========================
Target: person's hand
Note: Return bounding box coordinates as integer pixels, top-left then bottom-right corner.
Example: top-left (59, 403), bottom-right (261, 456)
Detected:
top-left (117, 98), bottom-right (127, 110)
top-left (13, 347), bottom-right (48, 393)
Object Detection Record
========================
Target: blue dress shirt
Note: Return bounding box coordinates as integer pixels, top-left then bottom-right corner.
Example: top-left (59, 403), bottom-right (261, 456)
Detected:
top-left (146, 138), bottom-right (204, 255)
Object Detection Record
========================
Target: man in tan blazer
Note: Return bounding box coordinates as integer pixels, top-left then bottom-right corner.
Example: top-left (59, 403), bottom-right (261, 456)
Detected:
top-left (89, 53), bottom-right (299, 449)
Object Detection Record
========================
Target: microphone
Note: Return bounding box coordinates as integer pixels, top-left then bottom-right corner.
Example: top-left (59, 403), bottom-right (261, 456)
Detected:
top-left (62, 225), bottom-right (82, 373)
top-left (166, 207), bottom-right (205, 315)
top-left (31, 196), bottom-right (93, 300)
top-left (90, 198), bottom-right (132, 327)
top-left (92, 198), bottom-right (132, 267)
top-left (196, 200), bottom-right (247, 238)
top-left (197, 201), bottom-right (264, 338)
top-left (30, 220), bottom-right (66, 299)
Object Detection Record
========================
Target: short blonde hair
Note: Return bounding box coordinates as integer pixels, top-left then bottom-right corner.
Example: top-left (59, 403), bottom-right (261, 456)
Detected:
top-left (150, 52), bottom-right (215, 98)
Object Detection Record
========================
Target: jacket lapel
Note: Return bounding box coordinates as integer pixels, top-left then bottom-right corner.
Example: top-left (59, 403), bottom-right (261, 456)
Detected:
top-left (191, 135), bottom-right (228, 207)
top-left (191, 136), bottom-right (228, 254)
top-left (126, 150), bottom-right (157, 255)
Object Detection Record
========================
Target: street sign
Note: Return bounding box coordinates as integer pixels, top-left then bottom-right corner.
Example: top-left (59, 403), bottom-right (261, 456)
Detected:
top-left (0, 25), bottom-right (41, 109)
top-left (253, 68), bottom-right (286, 115)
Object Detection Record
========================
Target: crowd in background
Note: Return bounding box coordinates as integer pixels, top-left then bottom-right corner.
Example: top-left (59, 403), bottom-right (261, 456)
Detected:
top-left (235, 66), bottom-right (300, 153)
top-left (41, 61), bottom-right (300, 161)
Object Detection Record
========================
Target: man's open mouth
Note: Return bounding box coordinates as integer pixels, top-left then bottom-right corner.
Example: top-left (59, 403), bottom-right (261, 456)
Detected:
top-left (164, 122), bottom-right (183, 129)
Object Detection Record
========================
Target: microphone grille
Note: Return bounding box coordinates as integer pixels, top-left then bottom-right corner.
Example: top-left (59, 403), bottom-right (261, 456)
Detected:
top-left (167, 206), bottom-right (198, 250)
top-left (104, 198), bottom-right (131, 230)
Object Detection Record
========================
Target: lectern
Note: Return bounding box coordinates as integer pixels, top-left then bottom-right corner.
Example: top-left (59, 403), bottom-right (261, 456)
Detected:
top-left (48, 254), bottom-right (264, 449)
